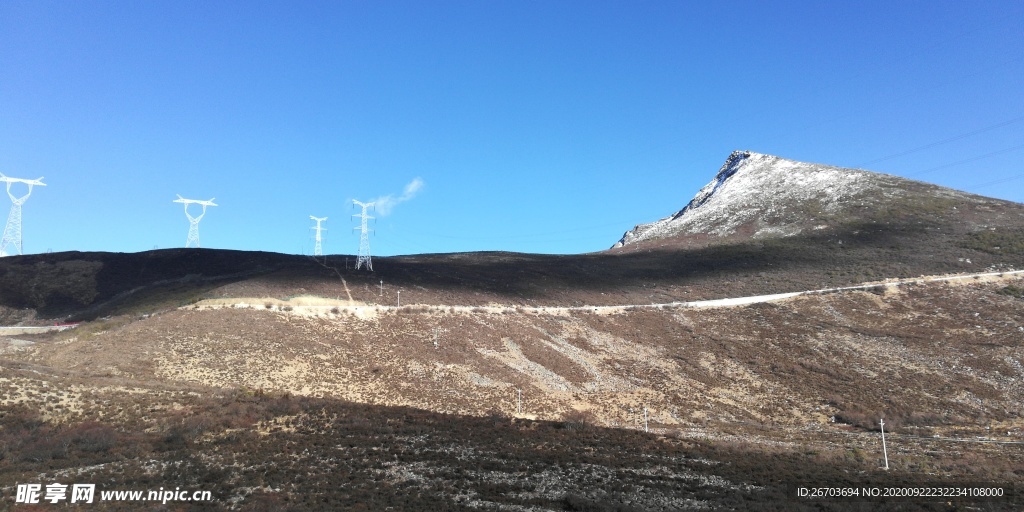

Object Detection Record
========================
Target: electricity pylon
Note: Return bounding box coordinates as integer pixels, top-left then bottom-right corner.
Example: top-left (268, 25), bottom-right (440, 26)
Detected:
top-left (0, 174), bottom-right (46, 257)
top-left (352, 200), bottom-right (374, 271)
top-left (173, 195), bottom-right (217, 248)
top-left (310, 216), bottom-right (327, 257)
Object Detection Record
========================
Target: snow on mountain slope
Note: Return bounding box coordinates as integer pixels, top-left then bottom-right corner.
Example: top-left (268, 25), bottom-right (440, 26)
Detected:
top-left (613, 150), bottom-right (968, 249)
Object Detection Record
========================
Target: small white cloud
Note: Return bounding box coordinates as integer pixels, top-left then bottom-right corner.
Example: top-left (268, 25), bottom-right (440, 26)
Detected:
top-left (372, 177), bottom-right (424, 216)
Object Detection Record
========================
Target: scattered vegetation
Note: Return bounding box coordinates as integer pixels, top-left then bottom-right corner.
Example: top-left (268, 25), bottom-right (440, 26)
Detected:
top-left (997, 285), bottom-right (1024, 299)
top-left (827, 396), bottom-right (953, 431)
top-left (0, 260), bottom-right (101, 311)
top-left (961, 229), bottom-right (1024, 256)
top-left (4, 380), bottom-right (1019, 511)
top-left (560, 409), bottom-right (597, 431)
top-left (396, 305), bottom-right (432, 314)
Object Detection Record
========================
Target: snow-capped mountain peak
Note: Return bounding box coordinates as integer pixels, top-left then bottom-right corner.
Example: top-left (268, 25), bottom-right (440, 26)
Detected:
top-left (613, 150), bottom-right (938, 249)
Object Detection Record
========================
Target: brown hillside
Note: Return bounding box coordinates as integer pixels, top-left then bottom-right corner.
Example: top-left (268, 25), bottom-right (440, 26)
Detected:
top-left (10, 275), bottom-right (1024, 432)
top-left (3, 275), bottom-right (1023, 509)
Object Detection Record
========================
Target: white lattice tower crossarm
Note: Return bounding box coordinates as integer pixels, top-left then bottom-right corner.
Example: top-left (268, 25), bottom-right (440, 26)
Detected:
top-left (0, 174), bottom-right (46, 257)
top-left (310, 215), bottom-right (327, 257)
top-left (352, 200), bottom-right (374, 271)
top-left (173, 195), bottom-right (217, 248)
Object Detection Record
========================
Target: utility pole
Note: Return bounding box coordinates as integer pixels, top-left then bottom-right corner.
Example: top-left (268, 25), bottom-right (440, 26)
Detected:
top-left (517, 388), bottom-right (522, 415)
top-left (310, 216), bottom-right (327, 257)
top-left (0, 174), bottom-right (46, 257)
top-left (380, 279), bottom-right (383, 296)
top-left (352, 200), bottom-right (374, 271)
top-left (880, 418), bottom-right (889, 470)
top-left (644, 407), bottom-right (649, 433)
top-left (173, 195), bottom-right (217, 248)
top-left (397, 290), bottom-right (401, 307)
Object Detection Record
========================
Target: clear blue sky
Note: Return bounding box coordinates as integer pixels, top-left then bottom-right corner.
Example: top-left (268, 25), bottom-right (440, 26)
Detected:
top-left (2, 1), bottom-right (1022, 256)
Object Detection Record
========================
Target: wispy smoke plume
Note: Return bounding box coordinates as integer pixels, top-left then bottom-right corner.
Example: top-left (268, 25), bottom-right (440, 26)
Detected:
top-left (372, 177), bottom-right (424, 216)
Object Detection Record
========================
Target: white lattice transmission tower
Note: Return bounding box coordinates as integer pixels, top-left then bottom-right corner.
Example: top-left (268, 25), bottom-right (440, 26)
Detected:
top-left (0, 174), bottom-right (46, 257)
top-left (310, 215), bottom-right (327, 257)
top-left (173, 195), bottom-right (217, 248)
top-left (352, 200), bottom-right (374, 271)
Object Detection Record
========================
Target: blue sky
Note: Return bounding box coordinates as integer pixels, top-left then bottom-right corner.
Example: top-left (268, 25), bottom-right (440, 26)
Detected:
top-left (2, 1), bottom-right (1022, 256)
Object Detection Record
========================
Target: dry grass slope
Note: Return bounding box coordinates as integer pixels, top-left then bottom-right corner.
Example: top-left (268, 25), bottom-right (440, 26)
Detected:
top-left (3, 274), bottom-right (1023, 509)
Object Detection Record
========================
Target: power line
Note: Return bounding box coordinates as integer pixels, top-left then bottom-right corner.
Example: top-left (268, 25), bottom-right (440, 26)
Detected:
top-left (855, 114), bottom-right (1024, 168)
top-left (404, 220), bottom-right (635, 241)
top-left (966, 172), bottom-right (1024, 191)
top-left (905, 143), bottom-right (1024, 178)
